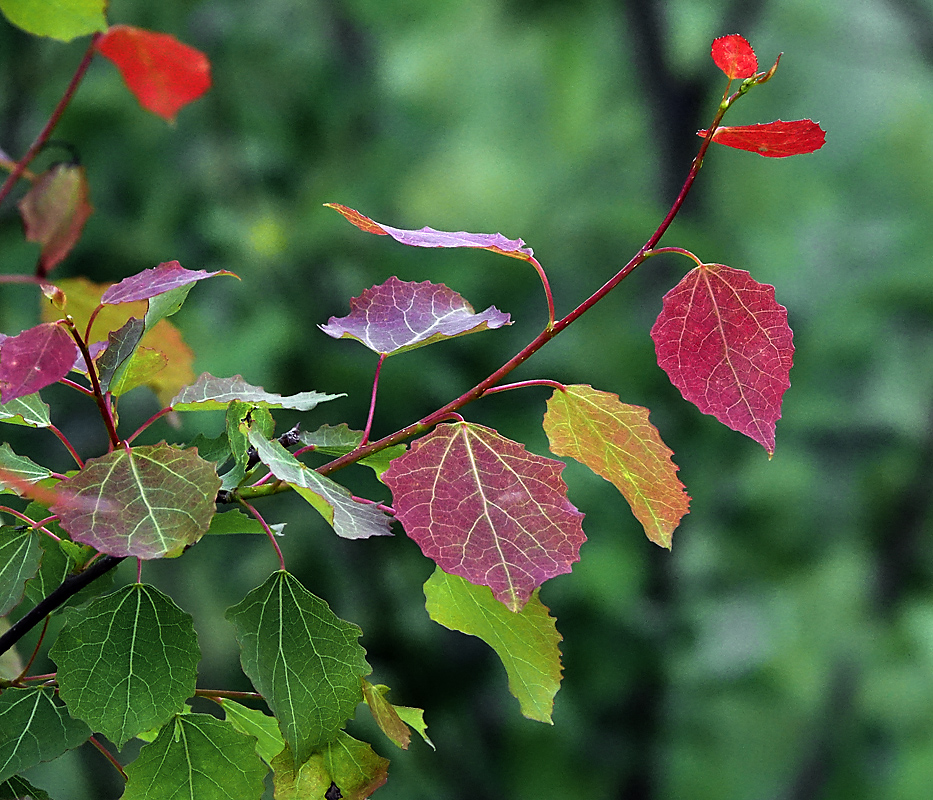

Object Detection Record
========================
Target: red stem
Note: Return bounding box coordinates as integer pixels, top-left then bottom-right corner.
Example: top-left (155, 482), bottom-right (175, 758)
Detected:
top-left (88, 735), bottom-right (128, 782)
top-left (240, 498), bottom-right (286, 570)
top-left (15, 616), bottom-right (50, 682)
top-left (361, 353), bottom-right (386, 446)
top-left (61, 317), bottom-right (121, 448)
top-left (47, 423), bottom-right (85, 468)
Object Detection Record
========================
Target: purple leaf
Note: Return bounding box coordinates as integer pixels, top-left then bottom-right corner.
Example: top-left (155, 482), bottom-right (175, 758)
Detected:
top-left (100, 261), bottom-right (236, 305)
top-left (0, 323), bottom-right (78, 403)
top-left (320, 276), bottom-right (511, 356)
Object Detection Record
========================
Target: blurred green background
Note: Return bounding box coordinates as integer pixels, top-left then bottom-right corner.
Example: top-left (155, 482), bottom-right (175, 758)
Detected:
top-left (3, 0), bottom-right (933, 797)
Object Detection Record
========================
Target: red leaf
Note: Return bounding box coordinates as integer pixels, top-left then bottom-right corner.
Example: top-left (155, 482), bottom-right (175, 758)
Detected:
top-left (650, 264), bottom-right (794, 455)
top-left (95, 25), bottom-right (211, 122)
top-left (383, 422), bottom-right (586, 611)
top-left (698, 120), bottom-right (826, 157)
top-left (325, 203), bottom-right (534, 261)
top-left (711, 34), bottom-right (758, 79)
top-left (0, 323), bottom-right (77, 403)
top-left (320, 276), bottom-right (511, 356)
top-left (18, 163), bottom-right (93, 274)
top-left (100, 261), bottom-right (234, 305)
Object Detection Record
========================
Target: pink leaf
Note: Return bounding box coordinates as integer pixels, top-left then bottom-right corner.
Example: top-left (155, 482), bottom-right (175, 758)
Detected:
top-left (0, 323), bottom-right (77, 403)
top-left (698, 120), bottom-right (826, 157)
top-left (383, 422), bottom-right (586, 611)
top-left (100, 261), bottom-right (235, 305)
top-left (711, 34), bottom-right (758, 79)
top-left (320, 276), bottom-right (511, 356)
top-left (325, 203), bottom-right (534, 261)
top-left (95, 25), bottom-right (211, 122)
top-left (650, 264), bottom-right (794, 455)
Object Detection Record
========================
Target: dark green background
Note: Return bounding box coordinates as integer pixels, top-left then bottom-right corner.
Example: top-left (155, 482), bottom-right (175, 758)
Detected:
top-left (3, 0), bottom-right (933, 797)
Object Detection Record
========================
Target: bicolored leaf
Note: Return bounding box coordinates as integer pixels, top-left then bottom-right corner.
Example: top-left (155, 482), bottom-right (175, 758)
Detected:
top-left (326, 203), bottom-right (534, 261)
top-left (0, 0), bottom-right (106, 41)
top-left (95, 26), bottom-right (212, 122)
top-left (698, 119), bottom-right (826, 157)
top-left (0, 526), bottom-right (41, 616)
top-left (95, 316), bottom-right (144, 393)
top-left (50, 583), bottom-right (200, 747)
top-left (320, 276), bottom-right (510, 356)
top-left (101, 261), bottom-right (234, 305)
top-left (225, 570), bottom-right (372, 765)
top-left (361, 681), bottom-right (411, 750)
top-left (218, 699), bottom-right (286, 765)
top-left (0, 394), bottom-right (51, 428)
top-left (0, 442), bottom-right (53, 494)
top-left (271, 733), bottom-right (389, 800)
top-left (171, 372), bottom-right (342, 412)
top-left (122, 714), bottom-right (266, 800)
top-left (424, 568), bottom-right (563, 723)
top-left (383, 421), bottom-right (586, 611)
top-left (0, 323), bottom-right (77, 403)
top-left (711, 34), bottom-right (757, 79)
top-left (650, 263), bottom-right (794, 455)
top-left (51, 443), bottom-right (220, 558)
top-left (18, 163), bottom-right (93, 274)
top-left (542, 385), bottom-right (689, 548)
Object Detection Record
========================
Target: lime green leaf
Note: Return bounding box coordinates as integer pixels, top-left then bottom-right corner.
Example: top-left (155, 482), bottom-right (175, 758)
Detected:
top-left (0, 394), bottom-right (50, 428)
top-left (0, 0), bottom-right (106, 41)
top-left (0, 687), bottom-right (90, 783)
top-left (393, 705), bottom-right (434, 749)
top-left (424, 567), bottom-right (562, 723)
top-left (122, 714), bottom-right (267, 800)
top-left (218, 699), bottom-right (286, 765)
top-left (50, 583), bottom-right (200, 747)
top-left (0, 774), bottom-right (52, 800)
top-left (271, 733), bottom-right (389, 800)
top-left (0, 443), bottom-right (53, 494)
top-left (207, 509), bottom-right (284, 537)
top-left (171, 373), bottom-right (343, 412)
top-left (225, 570), bottom-right (371, 765)
top-left (0, 526), bottom-right (41, 615)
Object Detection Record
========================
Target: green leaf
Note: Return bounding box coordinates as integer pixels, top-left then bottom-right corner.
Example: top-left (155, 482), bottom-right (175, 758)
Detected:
top-left (50, 583), bottom-right (200, 747)
top-left (0, 0), bottom-right (107, 41)
top-left (218, 699), bottom-right (286, 765)
top-left (0, 443), bottom-right (53, 495)
top-left (0, 774), bottom-right (53, 800)
top-left (393, 705), bottom-right (434, 750)
top-left (95, 317), bottom-right (145, 394)
top-left (298, 424), bottom-right (407, 479)
top-left (186, 431), bottom-right (232, 466)
top-left (122, 714), bottom-right (267, 800)
top-left (0, 687), bottom-right (90, 783)
top-left (0, 394), bottom-right (50, 428)
top-left (225, 570), bottom-right (371, 765)
top-left (0, 526), bottom-right (41, 615)
top-left (206, 509), bottom-right (284, 537)
top-left (271, 733), bottom-right (389, 800)
top-left (171, 373), bottom-right (343, 412)
top-left (361, 680), bottom-right (431, 750)
top-left (424, 567), bottom-right (563, 723)
top-left (144, 283), bottom-right (194, 330)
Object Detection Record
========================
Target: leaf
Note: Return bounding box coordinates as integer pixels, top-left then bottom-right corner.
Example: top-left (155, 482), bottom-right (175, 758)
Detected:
top-left (0, 443), bottom-right (53, 494)
top-left (326, 203), bottom-right (534, 261)
top-left (17, 163), bottom-right (93, 274)
top-left (0, 323), bottom-right (77, 403)
top-left (0, 526), bottom-right (41, 615)
top-left (0, 394), bottom-right (51, 428)
top-left (107, 347), bottom-right (167, 396)
top-left (698, 119), bottom-right (826, 157)
top-left (297, 425), bottom-right (406, 479)
top-left (650, 263), bottom-right (794, 455)
top-left (710, 34), bottom-right (758, 79)
top-left (383, 422), bottom-right (586, 611)
top-left (50, 583), bottom-right (200, 747)
top-left (95, 26), bottom-right (212, 122)
top-left (248, 430), bottom-right (393, 540)
top-left (0, 687), bottom-right (91, 783)
top-left (424, 568), bottom-right (562, 723)
top-left (225, 570), bottom-right (371, 765)
top-left (0, 774), bottom-right (52, 800)
top-left (101, 261), bottom-right (233, 305)
top-left (320, 276), bottom-right (511, 356)
top-left (0, 0), bottom-right (106, 41)
top-left (171, 372), bottom-right (343, 412)
top-left (218, 699), bottom-right (286, 765)
top-left (51, 443), bottom-right (220, 558)
top-left (361, 680), bottom-right (411, 750)
top-left (271, 733), bottom-right (389, 800)
top-left (122, 714), bottom-right (267, 800)
top-left (207, 509), bottom-right (285, 537)
top-left (95, 316), bottom-right (145, 393)
top-left (542, 385), bottom-right (689, 548)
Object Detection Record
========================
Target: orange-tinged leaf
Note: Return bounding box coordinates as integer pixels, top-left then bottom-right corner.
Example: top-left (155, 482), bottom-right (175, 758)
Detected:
top-left (95, 25), bottom-right (211, 122)
top-left (711, 34), bottom-right (758, 79)
top-left (698, 119), bottom-right (826, 157)
top-left (542, 385), bottom-right (689, 549)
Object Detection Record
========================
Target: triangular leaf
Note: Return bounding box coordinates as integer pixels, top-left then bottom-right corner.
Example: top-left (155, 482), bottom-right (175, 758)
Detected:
top-left (171, 372), bottom-right (342, 412)
top-left (650, 263), bottom-right (794, 455)
top-left (225, 570), bottom-right (371, 765)
top-left (542, 385), bottom-right (689, 548)
top-left (218, 699), bottom-right (286, 765)
top-left (710, 34), bottom-right (758, 79)
top-left (0, 526), bottom-right (42, 615)
top-left (0, 323), bottom-right (77, 403)
top-left (271, 733), bottom-right (389, 800)
top-left (0, 0), bottom-right (106, 41)
top-left (383, 421), bottom-right (586, 611)
top-left (95, 26), bottom-right (212, 122)
top-left (424, 568), bottom-right (562, 723)
top-left (50, 583), bottom-right (200, 747)
top-left (122, 714), bottom-right (267, 800)
top-left (51, 443), bottom-right (220, 558)
top-left (698, 119), bottom-right (826, 157)
top-left (100, 261), bottom-right (234, 305)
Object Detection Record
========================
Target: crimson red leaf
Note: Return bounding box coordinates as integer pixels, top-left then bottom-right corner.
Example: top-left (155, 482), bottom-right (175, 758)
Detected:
top-left (383, 422), bottom-right (586, 611)
top-left (698, 120), bottom-right (826, 157)
top-left (95, 25), bottom-right (211, 122)
top-left (0, 323), bottom-right (77, 403)
top-left (711, 34), bottom-right (758, 79)
top-left (100, 261), bottom-right (234, 305)
top-left (320, 276), bottom-right (510, 356)
top-left (18, 163), bottom-right (93, 274)
top-left (650, 264), bottom-right (793, 455)
top-left (325, 203), bottom-right (534, 262)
